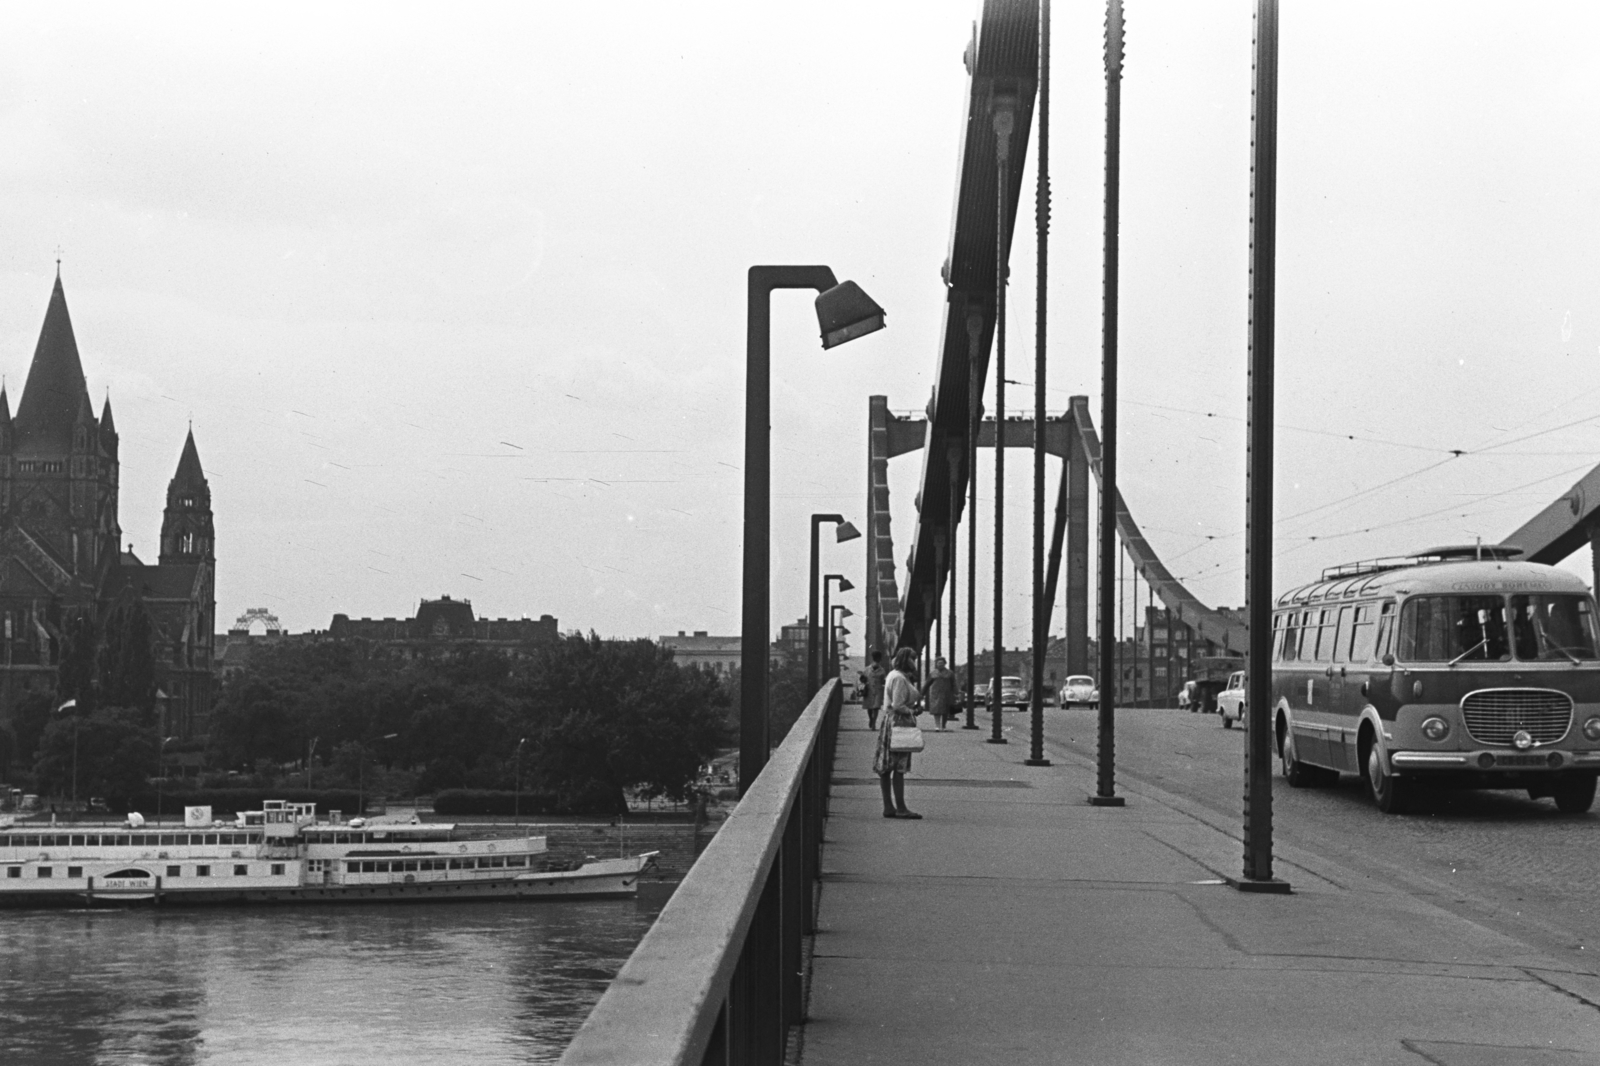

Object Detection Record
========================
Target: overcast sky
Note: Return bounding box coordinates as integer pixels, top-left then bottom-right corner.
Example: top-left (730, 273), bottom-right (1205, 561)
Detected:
top-left (2, 2), bottom-right (1597, 654)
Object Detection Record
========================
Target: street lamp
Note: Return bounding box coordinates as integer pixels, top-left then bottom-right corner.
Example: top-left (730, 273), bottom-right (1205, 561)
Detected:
top-left (157, 735), bottom-right (177, 825)
top-left (358, 732), bottom-right (399, 816)
top-left (809, 517), bottom-right (861, 696)
top-left (515, 736), bottom-right (529, 824)
top-left (831, 607), bottom-right (853, 680)
top-left (56, 700), bottom-right (78, 822)
top-left (821, 572), bottom-right (854, 689)
top-left (741, 266), bottom-right (884, 796)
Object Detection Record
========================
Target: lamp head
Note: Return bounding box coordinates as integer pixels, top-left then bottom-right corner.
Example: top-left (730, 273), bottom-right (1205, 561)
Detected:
top-left (816, 281), bottom-right (886, 349)
top-left (837, 576), bottom-right (854, 591)
top-left (835, 520), bottom-right (861, 544)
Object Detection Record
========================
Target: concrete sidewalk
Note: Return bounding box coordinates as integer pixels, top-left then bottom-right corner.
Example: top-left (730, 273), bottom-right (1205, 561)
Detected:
top-left (800, 710), bottom-right (1600, 1066)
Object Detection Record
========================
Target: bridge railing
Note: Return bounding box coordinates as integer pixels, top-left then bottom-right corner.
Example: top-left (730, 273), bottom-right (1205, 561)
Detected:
top-left (560, 678), bottom-right (842, 1066)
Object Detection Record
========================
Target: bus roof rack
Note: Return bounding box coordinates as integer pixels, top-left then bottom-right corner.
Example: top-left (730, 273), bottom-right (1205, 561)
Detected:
top-left (1320, 544), bottom-right (1524, 581)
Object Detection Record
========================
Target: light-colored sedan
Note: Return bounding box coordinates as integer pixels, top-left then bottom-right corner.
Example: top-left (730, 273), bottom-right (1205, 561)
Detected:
top-left (998, 676), bottom-right (1027, 708)
top-left (1058, 675), bottom-right (1097, 708)
top-left (1215, 671), bottom-right (1247, 729)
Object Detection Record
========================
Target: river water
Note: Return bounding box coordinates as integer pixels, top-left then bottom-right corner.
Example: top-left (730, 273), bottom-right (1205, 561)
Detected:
top-left (0, 821), bottom-right (704, 1065)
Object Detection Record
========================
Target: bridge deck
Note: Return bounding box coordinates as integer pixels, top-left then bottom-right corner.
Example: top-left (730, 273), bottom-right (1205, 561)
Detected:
top-left (802, 709), bottom-right (1600, 1064)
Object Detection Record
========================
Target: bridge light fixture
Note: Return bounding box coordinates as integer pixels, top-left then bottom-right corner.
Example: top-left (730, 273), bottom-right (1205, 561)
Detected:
top-left (835, 521), bottom-right (862, 544)
top-left (816, 282), bottom-right (886, 350)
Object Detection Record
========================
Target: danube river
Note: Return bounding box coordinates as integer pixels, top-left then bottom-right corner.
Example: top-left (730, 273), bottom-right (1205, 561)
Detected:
top-left (0, 821), bottom-right (705, 1065)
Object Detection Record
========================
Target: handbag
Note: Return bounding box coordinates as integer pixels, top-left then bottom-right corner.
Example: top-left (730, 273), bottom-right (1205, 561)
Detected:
top-left (888, 723), bottom-right (925, 753)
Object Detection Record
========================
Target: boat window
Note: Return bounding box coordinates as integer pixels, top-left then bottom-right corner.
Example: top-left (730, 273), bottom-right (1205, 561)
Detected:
top-left (234, 864), bottom-right (248, 876)
top-left (115, 835), bottom-right (131, 846)
top-left (449, 859), bottom-right (462, 870)
top-left (1347, 605), bottom-right (1376, 662)
top-left (21, 836), bottom-right (38, 847)
top-left (377, 862), bottom-right (391, 873)
top-left (202, 834), bottom-right (215, 845)
top-left (6, 868), bottom-right (18, 878)
top-left (271, 864), bottom-right (285, 876)
top-left (68, 866), bottom-right (82, 878)
top-left (1399, 595), bottom-right (1511, 662)
top-left (160, 835), bottom-right (178, 847)
top-left (507, 856), bottom-right (525, 867)
top-left (0, 836), bottom-right (10, 848)
top-left (70, 835), bottom-right (85, 846)
top-left (196, 865), bottom-right (210, 877)
top-left (1511, 594), bottom-right (1600, 661)
top-left (37, 867), bottom-right (51, 878)
top-left (490, 857), bottom-right (504, 868)
top-left (404, 861), bottom-right (418, 872)
top-left (167, 865), bottom-right (181, 877)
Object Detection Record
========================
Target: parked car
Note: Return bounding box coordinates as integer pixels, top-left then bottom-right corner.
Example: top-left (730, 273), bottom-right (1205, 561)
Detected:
top-left (998, 676), bottom-right (1027, 708)
top-left (1215, 671), bottom-right (1246, 729)
top-left (1059, 675), bottom-right (1097, 707)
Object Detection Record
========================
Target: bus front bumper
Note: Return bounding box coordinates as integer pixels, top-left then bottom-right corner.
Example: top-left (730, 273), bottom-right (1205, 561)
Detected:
top-left (1391, 749), bottom-right (1600, 771)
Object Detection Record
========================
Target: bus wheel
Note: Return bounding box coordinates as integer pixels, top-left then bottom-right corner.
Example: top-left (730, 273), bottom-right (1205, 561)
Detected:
top-left (1365, 744), bottom-right (1408, 814)
top-left (1280, 727), bottom-right (1314, 788)
top-left (1552, 774), bottom-right (1597, 814)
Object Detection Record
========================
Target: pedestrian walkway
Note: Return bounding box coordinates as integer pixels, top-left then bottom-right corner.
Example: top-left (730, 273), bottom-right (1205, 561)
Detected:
top-left (800, 709), bottom-right (1600, 1065)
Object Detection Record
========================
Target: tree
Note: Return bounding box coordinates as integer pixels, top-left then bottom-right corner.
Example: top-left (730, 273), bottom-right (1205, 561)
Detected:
top-left (521, 634), bottom-right (730, 813)
top-left (34, 706), bottom-right (158, 808)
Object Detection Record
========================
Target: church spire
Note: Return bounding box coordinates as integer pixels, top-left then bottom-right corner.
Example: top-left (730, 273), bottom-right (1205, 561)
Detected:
top-left (99, 394), bottom-right (116, 437)
top-left (160, 428), bottom-right (213, 565)
top-left (15, 275), bottom-right (92, 455)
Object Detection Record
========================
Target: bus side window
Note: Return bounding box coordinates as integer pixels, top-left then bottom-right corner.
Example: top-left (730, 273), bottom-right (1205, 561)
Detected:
top-left (1314, 609), bottom-right (1336, 663)
top-left (1347, 604), bottom-right (1375, 662)
top-left (1282, 612), bottom-right (1300, 661)
top-left (1332, 606), bottom-right (1353, 662)
top-left (1271, 614), bottom-right (1286, 660)
top-left (1373, 601), bottom-right (1396, 660)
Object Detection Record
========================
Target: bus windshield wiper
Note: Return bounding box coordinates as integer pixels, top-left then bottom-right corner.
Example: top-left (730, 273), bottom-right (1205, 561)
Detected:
top-left (1448, 638), bottom-right (1488, 667)
top-left (1545, 643), bottom-right (1582, 665)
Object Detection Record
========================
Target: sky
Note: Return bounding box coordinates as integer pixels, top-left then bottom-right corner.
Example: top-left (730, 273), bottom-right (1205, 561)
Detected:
top-left (0, 2), bottom-right (1597, 655)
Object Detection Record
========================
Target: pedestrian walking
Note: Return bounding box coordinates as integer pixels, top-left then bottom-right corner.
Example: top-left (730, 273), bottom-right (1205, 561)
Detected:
top-left (863, 649), bottom-right (887, 730)
top-left (873, 647), bottom-right (924, 819)
top-left (924, 656), bottom-right (955, 730)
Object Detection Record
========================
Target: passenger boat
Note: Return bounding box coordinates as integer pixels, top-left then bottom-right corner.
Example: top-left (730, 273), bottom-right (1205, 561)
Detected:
top-left (0, 800), bottom-right (657, 908)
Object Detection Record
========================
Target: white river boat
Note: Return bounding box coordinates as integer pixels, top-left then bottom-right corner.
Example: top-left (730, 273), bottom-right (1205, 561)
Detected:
top-left (0, 800), bottom-right (657, 908)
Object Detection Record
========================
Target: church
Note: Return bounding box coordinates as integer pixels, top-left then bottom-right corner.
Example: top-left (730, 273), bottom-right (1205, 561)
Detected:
top-left (0, 274), bottom-right (215, 741)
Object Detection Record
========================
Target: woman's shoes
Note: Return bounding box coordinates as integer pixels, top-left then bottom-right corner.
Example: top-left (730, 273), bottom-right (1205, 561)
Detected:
top-left (893, 809), bottom-right (923, 820)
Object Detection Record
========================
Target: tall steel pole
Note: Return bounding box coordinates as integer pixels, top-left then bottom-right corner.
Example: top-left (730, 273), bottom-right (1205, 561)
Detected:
top-left (1237, 0), bottom-right (1289, 891)
top-left (1091, 0), bottom-right (1125, 806)
top-left (990, 101), bottom-right (1015, 747)
top-left (965, 321), bottom-right (982, 730)
top-left (1027, 0), bottom-right (1053, 767)
top-left (741, 266), bottom-right (838, 796)
top-left (949, 444), bottom-right (962, 693)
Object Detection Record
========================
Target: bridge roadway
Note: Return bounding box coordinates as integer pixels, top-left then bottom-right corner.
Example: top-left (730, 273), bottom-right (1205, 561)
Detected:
top-left (801, 706), bottom-right (1600, 1065)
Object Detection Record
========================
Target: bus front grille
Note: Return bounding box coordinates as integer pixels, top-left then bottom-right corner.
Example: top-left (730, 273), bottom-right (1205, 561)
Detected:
top-left (1459, 689), bottom-right (1572, 746)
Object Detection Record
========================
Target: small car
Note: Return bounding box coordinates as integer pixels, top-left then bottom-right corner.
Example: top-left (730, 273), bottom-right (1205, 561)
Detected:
top-left (998, 676), bottom-right (1027, 708)
top-left (1059, 675), bottom-right (1097, 707)
top-left (1215, 671), bottom-right (1247, 729)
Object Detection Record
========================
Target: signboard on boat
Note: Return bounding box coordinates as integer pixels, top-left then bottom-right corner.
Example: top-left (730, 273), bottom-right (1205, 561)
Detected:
top-left (185, 806), bottom-right (213, 827)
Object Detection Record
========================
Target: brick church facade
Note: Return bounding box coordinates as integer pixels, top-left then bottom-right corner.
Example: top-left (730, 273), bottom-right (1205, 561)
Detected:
top-left (0, 275), bottom-right (215, 741)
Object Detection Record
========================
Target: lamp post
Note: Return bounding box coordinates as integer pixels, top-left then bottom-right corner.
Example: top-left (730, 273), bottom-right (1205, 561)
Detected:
top-left (358, 732), bottom-right (399, 817)
top-left (56, 699), bottom-right (78, 822)
top-left (809, 517), bottom-right (861, 695)
top-left (515, 736), bottom-right (529, 824)
top-left (741, 266), bottom-right (885, 795)
top-left (157, 735), bottom-right (177, 826)
top-left (822, 573), bottom-right (853, 687)
top-left (831, 605), bottom-right (852, 682)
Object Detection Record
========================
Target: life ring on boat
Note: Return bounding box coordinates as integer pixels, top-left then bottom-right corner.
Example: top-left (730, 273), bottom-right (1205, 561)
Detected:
top-left (401, 845), bottom-right (412, 853)
top-left (458, 844), bottom-right (467, 853)
top-left (487, 844), bottom-right (496, 852)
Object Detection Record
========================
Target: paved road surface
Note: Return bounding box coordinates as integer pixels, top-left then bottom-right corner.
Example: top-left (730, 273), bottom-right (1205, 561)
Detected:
top-left (1034, 706), bottom-right (1599, 966)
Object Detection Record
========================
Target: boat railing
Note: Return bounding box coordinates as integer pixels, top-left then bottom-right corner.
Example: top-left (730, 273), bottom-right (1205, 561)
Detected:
top-left (559, 678), bottom-right (843, 1066)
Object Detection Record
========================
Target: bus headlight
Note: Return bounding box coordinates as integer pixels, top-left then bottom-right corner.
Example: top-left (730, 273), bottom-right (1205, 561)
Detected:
top-left (1420, 716), bottom-right (1450, 741)
top-left (1583, 716), bottom-right (1600, 742)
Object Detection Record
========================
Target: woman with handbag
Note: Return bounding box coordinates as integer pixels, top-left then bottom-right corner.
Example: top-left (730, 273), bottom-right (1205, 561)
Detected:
top-left (873, 646), bottom-right (925, 819)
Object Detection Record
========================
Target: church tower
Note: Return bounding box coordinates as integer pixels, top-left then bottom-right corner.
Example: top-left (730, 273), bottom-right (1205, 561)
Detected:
top-left (159, 430), bottom-right (213, 564)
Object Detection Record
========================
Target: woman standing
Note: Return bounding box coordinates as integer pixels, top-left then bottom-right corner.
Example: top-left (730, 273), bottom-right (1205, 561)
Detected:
top-left (924, 656), bottom-right (955, 730)
top-left (873, 646), bottom-right (924, 819)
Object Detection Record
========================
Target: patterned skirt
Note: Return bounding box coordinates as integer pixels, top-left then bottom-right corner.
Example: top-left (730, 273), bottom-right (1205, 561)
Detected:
top-left (872, 709), bottom-right (916, 776)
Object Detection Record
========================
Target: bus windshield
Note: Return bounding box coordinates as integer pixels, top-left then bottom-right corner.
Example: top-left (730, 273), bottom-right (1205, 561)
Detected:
top-left (1511, 594), bottom-right (1600, 661)
top-left (1398, 595), bottom-right (1511, 662)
